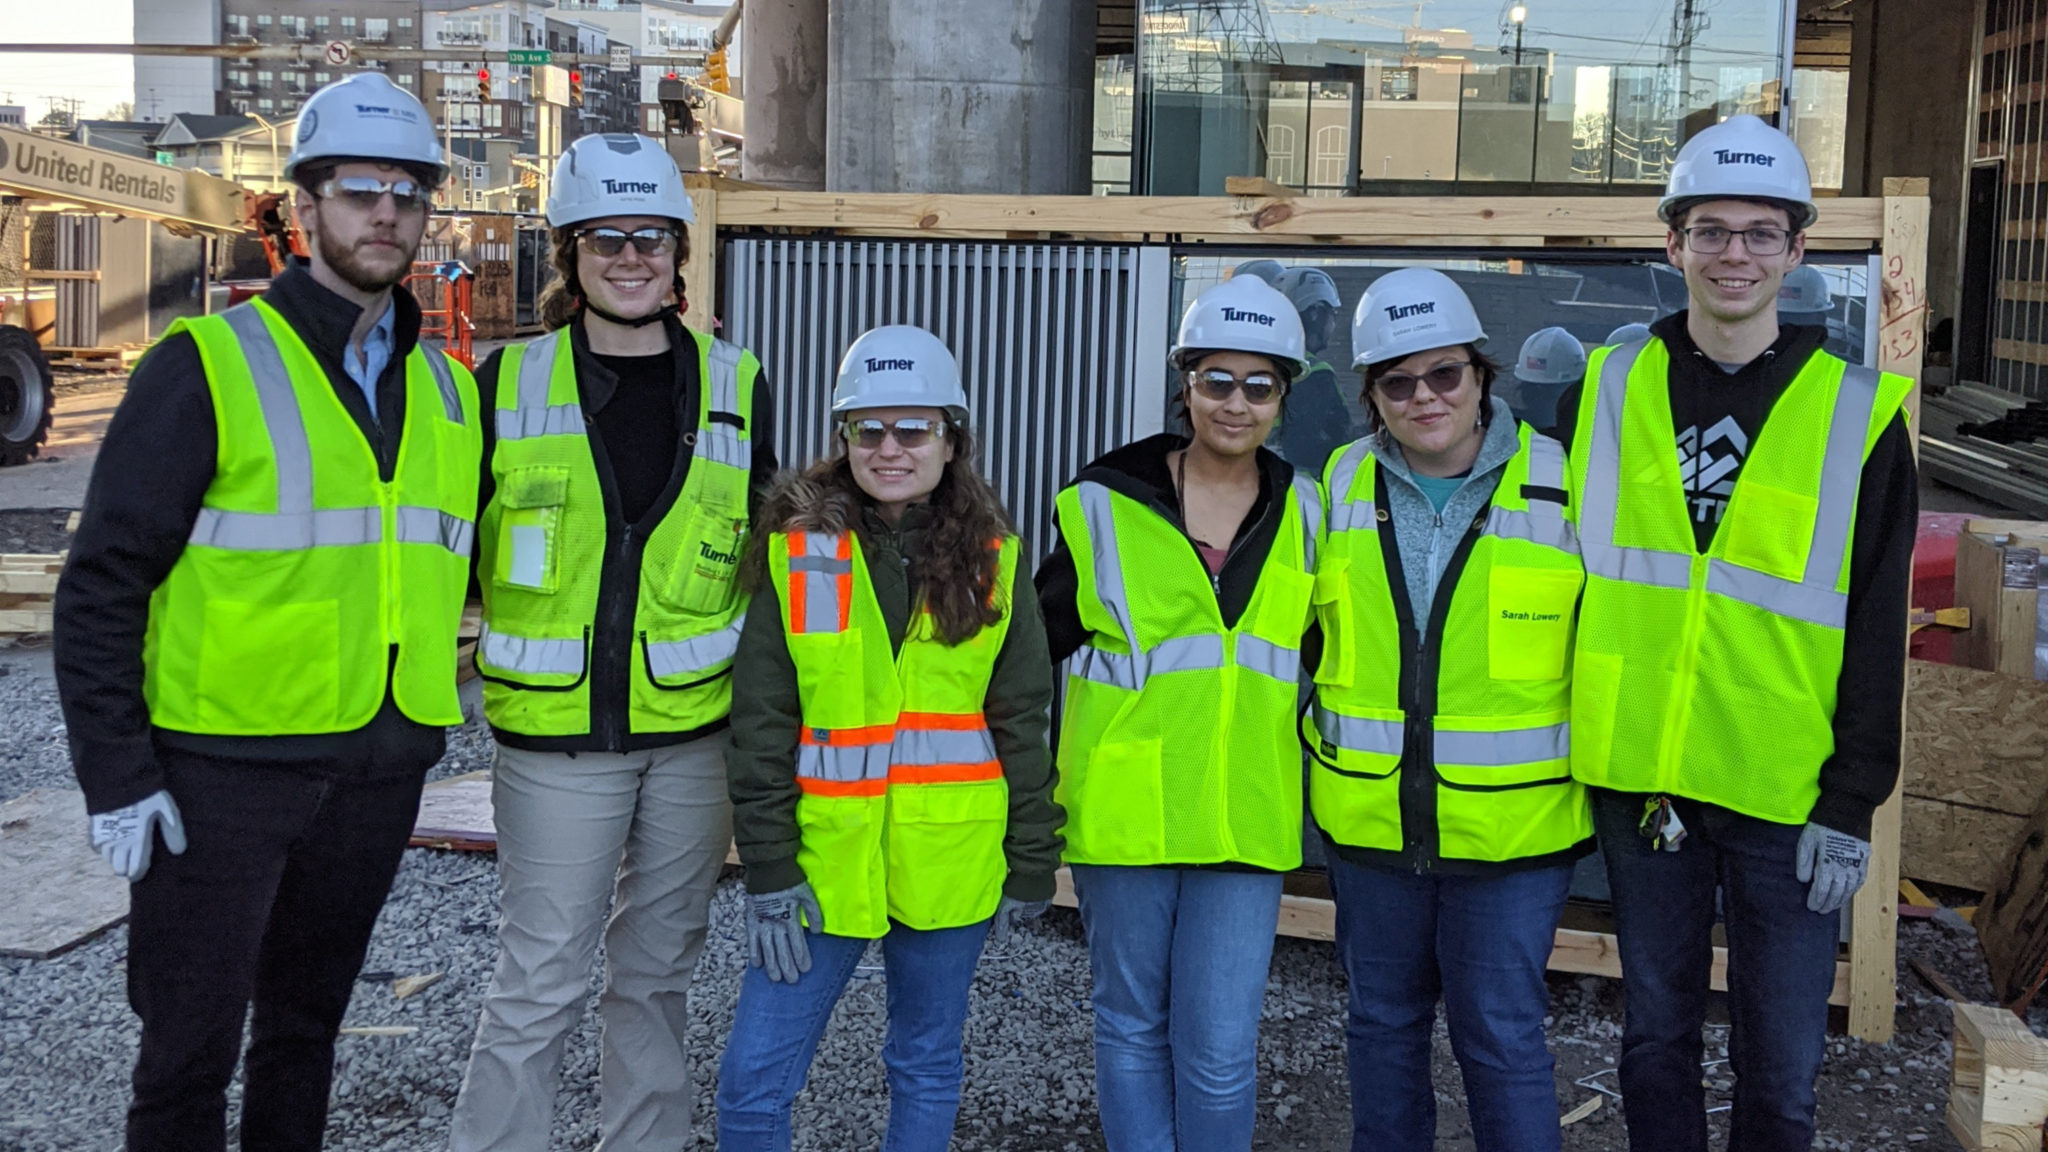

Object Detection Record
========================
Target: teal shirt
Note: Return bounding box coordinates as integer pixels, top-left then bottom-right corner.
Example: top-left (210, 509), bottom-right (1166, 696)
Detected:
top-left (1410, 470), bottom-right (1469, 513)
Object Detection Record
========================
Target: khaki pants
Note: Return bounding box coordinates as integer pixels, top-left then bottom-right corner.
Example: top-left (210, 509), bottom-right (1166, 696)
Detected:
top-left (451, 733), bottom-right (733, 1152)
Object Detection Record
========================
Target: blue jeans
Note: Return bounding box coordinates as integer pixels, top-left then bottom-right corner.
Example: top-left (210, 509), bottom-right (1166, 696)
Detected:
top-left (1070, 864), bottom-right (1284, 1152)
top-left (1325, 854), bottom-right (1571, 1152)
top-left (1591, 789), bottom-right (1839, 1152)
top-left (714, 918), bottom-right (989, 1152)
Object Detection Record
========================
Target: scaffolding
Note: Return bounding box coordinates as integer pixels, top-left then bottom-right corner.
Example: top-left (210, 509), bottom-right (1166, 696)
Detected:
top-left (1142, 0), bottom-right (1286, 95)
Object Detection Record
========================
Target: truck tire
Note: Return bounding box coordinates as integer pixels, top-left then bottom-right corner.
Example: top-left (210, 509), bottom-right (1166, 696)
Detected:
top-left (0, 324), bottom-right (54, 467)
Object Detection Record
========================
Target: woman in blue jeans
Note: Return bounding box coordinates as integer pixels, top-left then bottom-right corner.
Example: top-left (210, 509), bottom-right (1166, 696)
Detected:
top-left (1308, 268), bottom-right (1593, 1152)
top-left (1036, 275), bottom-right (1322, 1152)
top-left (716, 326), bottom-right (1064, 1151)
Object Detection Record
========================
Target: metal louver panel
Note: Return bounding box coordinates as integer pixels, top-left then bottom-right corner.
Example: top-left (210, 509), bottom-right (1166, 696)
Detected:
top-left (722, 238), bottom-right (1172, 561)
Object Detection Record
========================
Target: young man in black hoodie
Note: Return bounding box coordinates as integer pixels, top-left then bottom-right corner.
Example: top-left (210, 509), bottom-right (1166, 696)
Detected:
top-left (53, 75), bottom-right (478, 1152)
top-left (1556, 115), bottom-right (1916, 1152)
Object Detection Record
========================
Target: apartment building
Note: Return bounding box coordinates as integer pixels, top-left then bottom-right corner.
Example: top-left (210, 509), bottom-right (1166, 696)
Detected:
top-left (218, 0), bottom-right (426, 119)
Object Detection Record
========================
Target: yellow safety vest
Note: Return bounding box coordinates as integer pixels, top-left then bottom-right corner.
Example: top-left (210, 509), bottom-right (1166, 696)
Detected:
top-left (1567, 339), bottom-right (1914, 823)
top-left (143, 299), bottom-right (481, 734)
top-left (1053, 474), bottom-right (1322, 870)
top-left (1308, 426), bottom-right (1591, 863)
top-left (475, 327), bottom-right (756, 738)
top-left (769, 530), bottom-right (1019, 939)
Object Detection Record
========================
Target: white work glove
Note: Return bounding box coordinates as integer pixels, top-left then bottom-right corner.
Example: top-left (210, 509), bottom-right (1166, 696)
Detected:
top-left (88, 789), bottom-right (187, 882)
top-left (744, 882), bottom-right (824, 985)
top-left (1795, 822), bottom-right (1870, 915)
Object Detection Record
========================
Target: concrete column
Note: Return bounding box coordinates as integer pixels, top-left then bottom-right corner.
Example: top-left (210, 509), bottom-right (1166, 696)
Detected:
top-left (827, 0), bottom-right (1096, 194)
top-left (743, 0), bottom-right (830, 190)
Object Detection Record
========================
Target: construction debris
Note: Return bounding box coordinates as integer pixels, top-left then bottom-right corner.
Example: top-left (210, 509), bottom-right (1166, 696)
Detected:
top-left (1923, 386), bottom-right (2048, 519)
top-left (1946, 1001), bottom-right (2048, 1151)
top-left (1902, 660), bottom-right (2048, 891)
top-left (409, 771), bottom-right (496, 851)
top-left (0, 789), bottom-right (129, 959)
top-left (392, 973), bottom-right (444, 1000)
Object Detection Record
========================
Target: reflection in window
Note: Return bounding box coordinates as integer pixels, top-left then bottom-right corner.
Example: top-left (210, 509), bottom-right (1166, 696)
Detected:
top-left (1381, 68), bottom-right (1417, 102)
top-left (1266, 123), bottom-right (1299, 186)
top-left (1313, 125), bottom-right (1348, 188)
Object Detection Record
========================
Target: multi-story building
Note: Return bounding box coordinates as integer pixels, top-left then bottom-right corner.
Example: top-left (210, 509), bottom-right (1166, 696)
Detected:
top-left (218, 0), bottom-right (426, 119)
top-left (551, 0), bottom-right (733, 135)
top-left (420, 0), bottom-right (555, 149)
top-left (0, 107), bottom-right (26, 129)
top-left (544, 15), bottom-right (640, 138)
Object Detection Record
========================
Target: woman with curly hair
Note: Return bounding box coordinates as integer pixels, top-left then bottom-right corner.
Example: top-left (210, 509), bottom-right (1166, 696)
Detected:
top-left (715, 324), bottom-right (1063, 1152)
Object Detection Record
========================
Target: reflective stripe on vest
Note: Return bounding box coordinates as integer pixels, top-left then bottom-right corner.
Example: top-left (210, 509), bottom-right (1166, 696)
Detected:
top-left (1482, 433), bottom-right (1580, 556)
top-left (645, 617), bottom-right (744, 680)
top-left (1069, 481), bottom-right (1303, 689)
top-left (479, 623), bottom-right (588, 677)
top-left (192, 305), bottom-right (474, 557)
top-left (1315, 706), bottom-right (1403, 756)
top-left (1434, 721), bottom-right (1571, 767)
top-left (496, 329), bottom-right (587, 441)
top-left (1580, 341), bottom-right (1878, 628)
top-left (788, 532), bottom-right (854, 635)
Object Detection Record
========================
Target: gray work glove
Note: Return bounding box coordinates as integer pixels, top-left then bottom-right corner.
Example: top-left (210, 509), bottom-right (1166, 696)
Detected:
top-left (1795, 822), bottom-right (1871, 915)
top-left (88, 789), bottom-right (187, 882)
top-left (744, 882), bottom-right (824, 984)
top-left (988, 895), bottom-right (1051, 952)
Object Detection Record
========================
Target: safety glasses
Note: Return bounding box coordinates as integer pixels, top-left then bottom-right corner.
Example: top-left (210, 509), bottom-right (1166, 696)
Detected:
top-left (576, 226), bottom-right (679, 258)
top-left (1372, 360), bottom-right (1470, 403)
top-left (1186, 368), bottom-right (1286, 405)
top-left (1677, 225), bottom-right (1792, 256)
top-left (317, 176), bottom-right (432, 215)
top-left (842, 416), bottom-right (946, 450)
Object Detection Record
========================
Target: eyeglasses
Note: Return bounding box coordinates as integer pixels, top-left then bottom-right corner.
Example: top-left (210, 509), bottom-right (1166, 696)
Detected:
top-left (1371, 360), bottom-right (1470, 403)
top-left (1677, 225), bottom-right (1792, 256)
top-left (842, 416), bottom-right (946, 450)
top-left (576, 227), bottom-right (679, 258)
top-left (1186, 368), bottom-right (1286, 405)
top-left (316, 176), bottom-right (431, 214)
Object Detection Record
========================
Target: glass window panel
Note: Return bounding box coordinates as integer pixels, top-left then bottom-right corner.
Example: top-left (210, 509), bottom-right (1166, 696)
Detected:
top-left (1791, 67), bottom-right (1849, 190)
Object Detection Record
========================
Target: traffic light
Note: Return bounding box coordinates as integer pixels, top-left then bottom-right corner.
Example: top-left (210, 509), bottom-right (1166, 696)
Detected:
top-left (569, 69), bottom-right (584, 106)
top-left (476, 67), bottom-right (491, 103)
top-left (704, 48), bottom-right (729, 94)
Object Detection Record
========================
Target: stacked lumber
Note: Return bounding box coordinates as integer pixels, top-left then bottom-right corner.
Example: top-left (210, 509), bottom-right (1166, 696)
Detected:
top-left (1903, 661), bottom-right (2048, 890)
top-left (1947, 1001), bottom-right (2048, 1150)
top-left (0, 553), bottom-right (62, 637)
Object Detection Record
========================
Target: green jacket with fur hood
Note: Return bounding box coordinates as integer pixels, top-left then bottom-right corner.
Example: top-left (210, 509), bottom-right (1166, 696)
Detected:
top-left (725, 473), bottom-right (1066, 903)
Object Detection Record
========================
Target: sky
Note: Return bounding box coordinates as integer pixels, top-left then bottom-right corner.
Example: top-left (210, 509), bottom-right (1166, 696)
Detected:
top-left (0, 0), bottom-right (138, 121)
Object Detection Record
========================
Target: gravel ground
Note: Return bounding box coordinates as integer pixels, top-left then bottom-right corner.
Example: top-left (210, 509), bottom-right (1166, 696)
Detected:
top-left (0, 509), bottom-right (72, 556)
top-left (1, 642), bottom-right (2036, 1150)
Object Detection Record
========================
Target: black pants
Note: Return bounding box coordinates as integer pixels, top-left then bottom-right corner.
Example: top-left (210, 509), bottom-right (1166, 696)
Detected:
top-left (124, 749), bottom-right (427, 1152)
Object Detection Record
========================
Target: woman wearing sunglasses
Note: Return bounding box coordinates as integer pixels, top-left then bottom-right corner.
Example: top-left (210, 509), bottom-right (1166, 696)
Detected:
top-left (1036, 275), bottom-right (1320, 1152)
top-left (451, 133), bottom-right (778, 1152)
top-left (1309, 267), bottom-right (1590, 1152)
top-left (715, 324), bottom-right (1062, 1151)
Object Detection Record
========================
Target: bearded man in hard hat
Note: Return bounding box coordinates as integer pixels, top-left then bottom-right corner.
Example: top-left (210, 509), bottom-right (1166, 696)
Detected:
top-left (52, 72), bottom-right (478, 1150)
top-left (1554, 114), bottom-right (1917, 1151)
top-left (451, 132), bottom-right (777, 1151)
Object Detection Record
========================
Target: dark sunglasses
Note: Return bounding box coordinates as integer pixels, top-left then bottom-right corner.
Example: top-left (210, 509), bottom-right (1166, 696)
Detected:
top-left (1187, 368), bottom-right (1286, 405)
top-left (317, 176), bottom-right (431, 214)
top-left (1372, 360), bottom-right (1471, 403)
top-left (842, 416), bottom-right (946, 450)
top-left (576, 227), bottom-right (679, 258)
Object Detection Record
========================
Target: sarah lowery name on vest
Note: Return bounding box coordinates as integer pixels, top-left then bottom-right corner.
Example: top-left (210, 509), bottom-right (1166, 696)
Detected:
top-left (5, 137), bottom-right (181, 207)
top-left (1498, 609), bottom-right (1565, 622)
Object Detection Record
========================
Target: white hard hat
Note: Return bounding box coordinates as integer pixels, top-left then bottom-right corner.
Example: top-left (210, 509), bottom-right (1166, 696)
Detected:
top-left (1169, 276), bottom-right (1311, 379)
top-left (1514, 327), bottom-right (1588, 385)
top-left (547, 133), bottom-right (695, 230)
top-left (1275, 267), bottom-right (1341, 313)
top-left (1777, 265), bottom-right (1834, 314)
top-left (285, 72), bottom-right (446, 184)
top-left (1658, 114), bottom-right (1816, 230)
top-left (1350, 267), bottom-right (1487, 369)
top-left (1605, 322), bottom-right (1653, 346)
top-left (832, 325), bottom-right (970, 422)
top-left (1231, 259), bottom-right (1288, 286)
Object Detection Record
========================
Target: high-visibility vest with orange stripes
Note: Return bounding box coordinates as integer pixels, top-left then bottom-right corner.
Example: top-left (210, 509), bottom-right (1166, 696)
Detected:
top-left (767, 529), bottom-right (1020, 939)
top-left (142, 299), bottom-right (481, 735)
top-left (1053, 475), bottom-right (1321, 870)
top-left (1566, 339), bottom-right (1914, 824)
top-left (1308, 425), bottom-right (1591, 862)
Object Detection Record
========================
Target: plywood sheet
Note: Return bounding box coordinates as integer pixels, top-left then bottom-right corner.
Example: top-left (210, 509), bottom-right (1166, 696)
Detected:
top-left (1905, 661), bottom-right (2048, 816)
top-left (0, 789), bottom-right (129, 958)
top-left (1902, 796), bottom-right (2032, 891)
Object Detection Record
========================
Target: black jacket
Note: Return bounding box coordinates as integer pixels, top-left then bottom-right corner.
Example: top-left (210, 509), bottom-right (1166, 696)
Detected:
top-left (1035, 434), bottom-right (1302, 871)
top-left (1552, 312), bottom-right (1917, 840)
top-left (470, 316), bottom-right (778, 753)
top-left (56, 262), bottom-right (450, 815)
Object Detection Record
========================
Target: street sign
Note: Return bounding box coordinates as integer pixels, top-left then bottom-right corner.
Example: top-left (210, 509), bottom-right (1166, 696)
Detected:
top-left (609, 44), bottom-right (631, 73)
top-left (324, 40), bottom-right (351, 66)
top-left (507, 49), bottom-right (551, 66)
top-left (154, 151), bottom-right (175, 166)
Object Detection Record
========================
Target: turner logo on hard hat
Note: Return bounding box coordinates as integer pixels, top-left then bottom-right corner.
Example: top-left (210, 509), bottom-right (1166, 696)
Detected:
top-left (866, 357), bottom-right (916, 372)
top-left (1712, 149), bottom-right (1776, 167)
top-left (601, 179), bottom-right (661, 195)
top-left (1168, 276), bottom-right (1311, 378)
top-left (547, 132), bottom-right (694, 229)
top-left (1350, 268), bottom-right (1487, 368)
top-left (1385, 301), bottom-right (1437, 321)
top-left (1220, 307), bottom-right (1277, 327)
top-left (835, 326), bottom-right (970, 420)
top-left (1658, 113), bottom-right (1816, 229)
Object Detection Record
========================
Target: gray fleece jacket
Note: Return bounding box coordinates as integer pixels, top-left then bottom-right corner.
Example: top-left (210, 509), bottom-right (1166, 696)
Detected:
top-left (1370, 395), bottom-right (1524, 623)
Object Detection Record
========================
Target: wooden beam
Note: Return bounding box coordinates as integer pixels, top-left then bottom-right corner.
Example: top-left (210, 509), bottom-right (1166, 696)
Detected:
top-left (682, 178), bottom-right (718, 337)
top-left (713, 192), bottom-right (1890, 245)
top-left (1223, 176), bottom-right (1298, 198)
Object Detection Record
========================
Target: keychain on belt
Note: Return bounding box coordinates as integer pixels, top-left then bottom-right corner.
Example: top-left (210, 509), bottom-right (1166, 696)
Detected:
top-left (1638, 794), bottom-right (1687, 852)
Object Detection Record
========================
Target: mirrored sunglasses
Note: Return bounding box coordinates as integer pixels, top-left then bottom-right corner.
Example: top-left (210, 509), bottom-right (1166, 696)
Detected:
top-left (1187, 368), bottom-right (1286, 404)
top-left (317, 176), bottom-right (431, 214)
top-left (842, 417), bottom-right (946, 450)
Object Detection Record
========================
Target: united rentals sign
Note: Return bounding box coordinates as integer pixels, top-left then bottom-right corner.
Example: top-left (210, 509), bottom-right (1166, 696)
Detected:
top-left (0, 125), bottom-right (197, 223)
